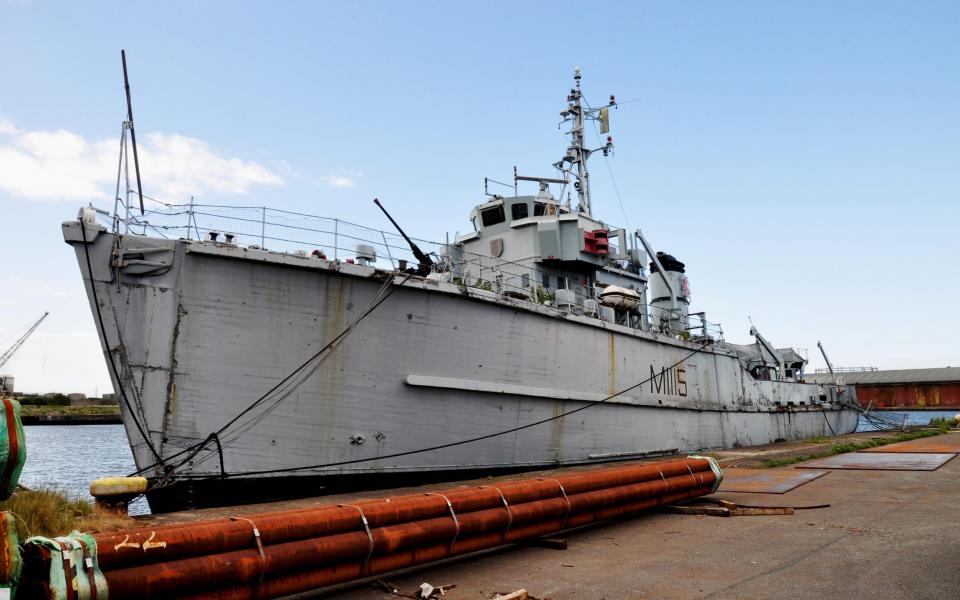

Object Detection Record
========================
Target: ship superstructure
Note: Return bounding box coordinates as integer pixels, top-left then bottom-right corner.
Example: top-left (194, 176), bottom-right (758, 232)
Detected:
top-left (64, 70), bottom-right (859, 511)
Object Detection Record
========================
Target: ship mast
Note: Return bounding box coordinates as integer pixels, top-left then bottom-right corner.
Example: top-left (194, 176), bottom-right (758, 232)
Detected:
top-left (554, 68), bottom-right (616, 217)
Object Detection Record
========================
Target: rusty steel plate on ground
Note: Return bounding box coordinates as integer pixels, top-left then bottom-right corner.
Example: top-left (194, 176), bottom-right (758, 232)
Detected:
top-left (796, 452), bottom-right (956, 471)
top-left (860, 434), bottom-right (960, 454)
top-left (718, 468), bottom-right (830, 494)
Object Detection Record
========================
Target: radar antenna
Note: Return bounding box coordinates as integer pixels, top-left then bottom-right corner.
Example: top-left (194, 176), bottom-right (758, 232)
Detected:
top-left (552, 68), bottom-right (616, 217)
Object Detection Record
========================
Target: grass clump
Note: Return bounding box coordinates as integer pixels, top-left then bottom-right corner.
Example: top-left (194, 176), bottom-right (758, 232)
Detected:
top-left (0, 488), bottom-right (132, 539)
top-left (0, 488), bottom-right (93, 539)
top-left (762, 428), bottom-right (947, 469)
top-left (928, 416), bottom-right (956, 432)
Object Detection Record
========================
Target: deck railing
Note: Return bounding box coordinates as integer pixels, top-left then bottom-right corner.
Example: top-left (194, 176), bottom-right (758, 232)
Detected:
top-left (94, 201), bottom-right (723, 340)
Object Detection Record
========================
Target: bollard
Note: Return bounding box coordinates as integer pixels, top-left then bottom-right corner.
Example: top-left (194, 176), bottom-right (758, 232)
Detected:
top-left (89, 477), bottom-right (147, 515)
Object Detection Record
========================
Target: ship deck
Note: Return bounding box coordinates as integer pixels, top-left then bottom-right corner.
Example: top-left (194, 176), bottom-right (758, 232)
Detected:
top-left (122, 430), bottom-right (960, 599)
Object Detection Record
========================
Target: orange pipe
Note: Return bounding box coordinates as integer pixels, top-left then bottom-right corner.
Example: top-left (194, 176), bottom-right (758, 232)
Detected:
top-left (174, 485), bottom-right (711, 600)
top-left (101, 471), bottom-right (714, 598)
top-left (94, 458), bottom-right (711, 570)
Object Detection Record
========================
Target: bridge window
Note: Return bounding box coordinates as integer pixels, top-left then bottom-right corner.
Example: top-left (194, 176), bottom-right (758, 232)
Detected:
top-left (511, 202), bottom-right (529, 220)
top-left (481, 205), bottom-right (506, 227)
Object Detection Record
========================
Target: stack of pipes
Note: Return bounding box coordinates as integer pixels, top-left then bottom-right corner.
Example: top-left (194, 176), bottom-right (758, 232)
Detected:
top-left (19, 456), bottom-right (721, 600)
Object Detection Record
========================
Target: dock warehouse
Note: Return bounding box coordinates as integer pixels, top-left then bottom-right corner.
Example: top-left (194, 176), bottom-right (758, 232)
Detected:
top-left (807, 367), bottom-right (960, 409)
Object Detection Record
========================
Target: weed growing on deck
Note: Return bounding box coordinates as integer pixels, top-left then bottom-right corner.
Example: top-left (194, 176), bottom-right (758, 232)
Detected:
top-left (761, 428), bottom-right (947, 468)
top-left (928, 417), bottom-right (955, 432)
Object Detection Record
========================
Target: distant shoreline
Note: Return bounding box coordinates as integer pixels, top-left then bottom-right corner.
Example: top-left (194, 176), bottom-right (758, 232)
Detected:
top-left (21, 413), bottom-right (122, 425)
top-left (17, 404), bottom-right (122, 426)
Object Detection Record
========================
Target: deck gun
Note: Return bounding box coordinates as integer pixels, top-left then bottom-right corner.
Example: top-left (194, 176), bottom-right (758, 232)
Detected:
top-left (374, 198), bottom-right (434, 275)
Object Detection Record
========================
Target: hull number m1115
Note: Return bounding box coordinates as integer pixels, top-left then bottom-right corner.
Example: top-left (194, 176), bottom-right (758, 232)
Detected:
top-left (650, 364), bottom-right (687, 397)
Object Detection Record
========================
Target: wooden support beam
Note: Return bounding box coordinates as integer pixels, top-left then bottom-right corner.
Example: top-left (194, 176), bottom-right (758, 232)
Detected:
top-left (495, 591), bottom-right (529, 600)
top-left (665, 504), bottom-right (796, 517)
top-left (663, 505), bottom-right (731, 517)
top-left (519, 536), bottom-right (568, 550)
top-left (731, 507), bottom-right (795, 516)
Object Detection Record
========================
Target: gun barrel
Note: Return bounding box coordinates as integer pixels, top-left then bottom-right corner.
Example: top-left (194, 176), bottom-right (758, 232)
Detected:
top-left (374, 199), bottom-right (434, 267)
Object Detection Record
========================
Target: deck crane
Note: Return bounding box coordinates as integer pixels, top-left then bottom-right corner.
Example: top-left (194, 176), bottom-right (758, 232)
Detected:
top-left (0, 312), bottom-right (50, 392)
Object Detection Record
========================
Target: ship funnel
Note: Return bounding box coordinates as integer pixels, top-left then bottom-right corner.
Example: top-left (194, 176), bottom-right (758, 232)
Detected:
top-left (649, 252), bottom-right (690, 335)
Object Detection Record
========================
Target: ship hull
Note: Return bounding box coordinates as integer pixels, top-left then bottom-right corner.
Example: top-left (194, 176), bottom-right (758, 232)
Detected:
top-left (65, 222), bottom-right (859, 512)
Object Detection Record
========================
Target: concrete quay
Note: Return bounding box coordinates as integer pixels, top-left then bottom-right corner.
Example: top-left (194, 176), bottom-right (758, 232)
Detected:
top-left (131, 430), bottom-right (959, 600)
top-left (308, 435), bottom-right (960, 600)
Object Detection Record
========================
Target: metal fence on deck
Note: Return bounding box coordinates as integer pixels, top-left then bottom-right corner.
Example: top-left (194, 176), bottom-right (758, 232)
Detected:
top-left (99, 202), bottom-right (724, 340)
top-left (110, 203), bottom-right (442, 271)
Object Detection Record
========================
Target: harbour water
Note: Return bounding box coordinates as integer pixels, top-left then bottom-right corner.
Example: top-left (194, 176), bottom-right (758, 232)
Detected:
top-left (20, 424), bottom-right (150, 515)
top-left (856, 409), bottom-right (958, 431)
top-left (20, 410), bottom-right (959, 516)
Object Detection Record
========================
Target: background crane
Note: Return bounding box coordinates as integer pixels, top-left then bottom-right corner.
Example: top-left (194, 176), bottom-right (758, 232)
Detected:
top-left (0, 312), bottom-right (50, 393)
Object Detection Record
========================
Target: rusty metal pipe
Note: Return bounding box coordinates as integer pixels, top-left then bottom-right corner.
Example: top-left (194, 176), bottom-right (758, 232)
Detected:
top-left (100, 472), bottom-right (714, 599)
top-left (94, 458), bottom-right (712, 570)
top-left (173, 485), bottom-right (712, 600)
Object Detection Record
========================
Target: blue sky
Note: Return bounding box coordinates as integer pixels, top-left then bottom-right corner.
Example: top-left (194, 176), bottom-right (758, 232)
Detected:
top-left (1, 1), bottom-right (957, 394)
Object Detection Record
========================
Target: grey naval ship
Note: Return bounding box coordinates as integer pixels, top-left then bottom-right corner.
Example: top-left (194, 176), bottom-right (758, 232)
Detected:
top-left (64, 70), bottom-right (859, 511)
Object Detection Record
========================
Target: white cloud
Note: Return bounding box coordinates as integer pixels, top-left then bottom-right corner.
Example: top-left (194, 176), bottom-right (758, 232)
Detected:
top-left (316, 171), bottom-right (361, 189)
top-left (0, 275), bottom-right (67, 309)
top-left (273, 159), bottom-right (299, 179)
top-left (139, 133), bottom-right (283, 198)
top-left (0, 121), bottom-right (284, 203)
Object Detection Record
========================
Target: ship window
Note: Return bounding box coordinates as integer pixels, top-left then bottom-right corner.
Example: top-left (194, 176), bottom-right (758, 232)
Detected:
top-left (481, 205), bottom-right (506, 227)
top-left (534, 202), bottom-right (546, 216)
top-left (511, 202), bottom-right (529, 220)
top-left (521, 273), bottom-right (529, 288)
top-left (542, 273), bottom-right (551, 288)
